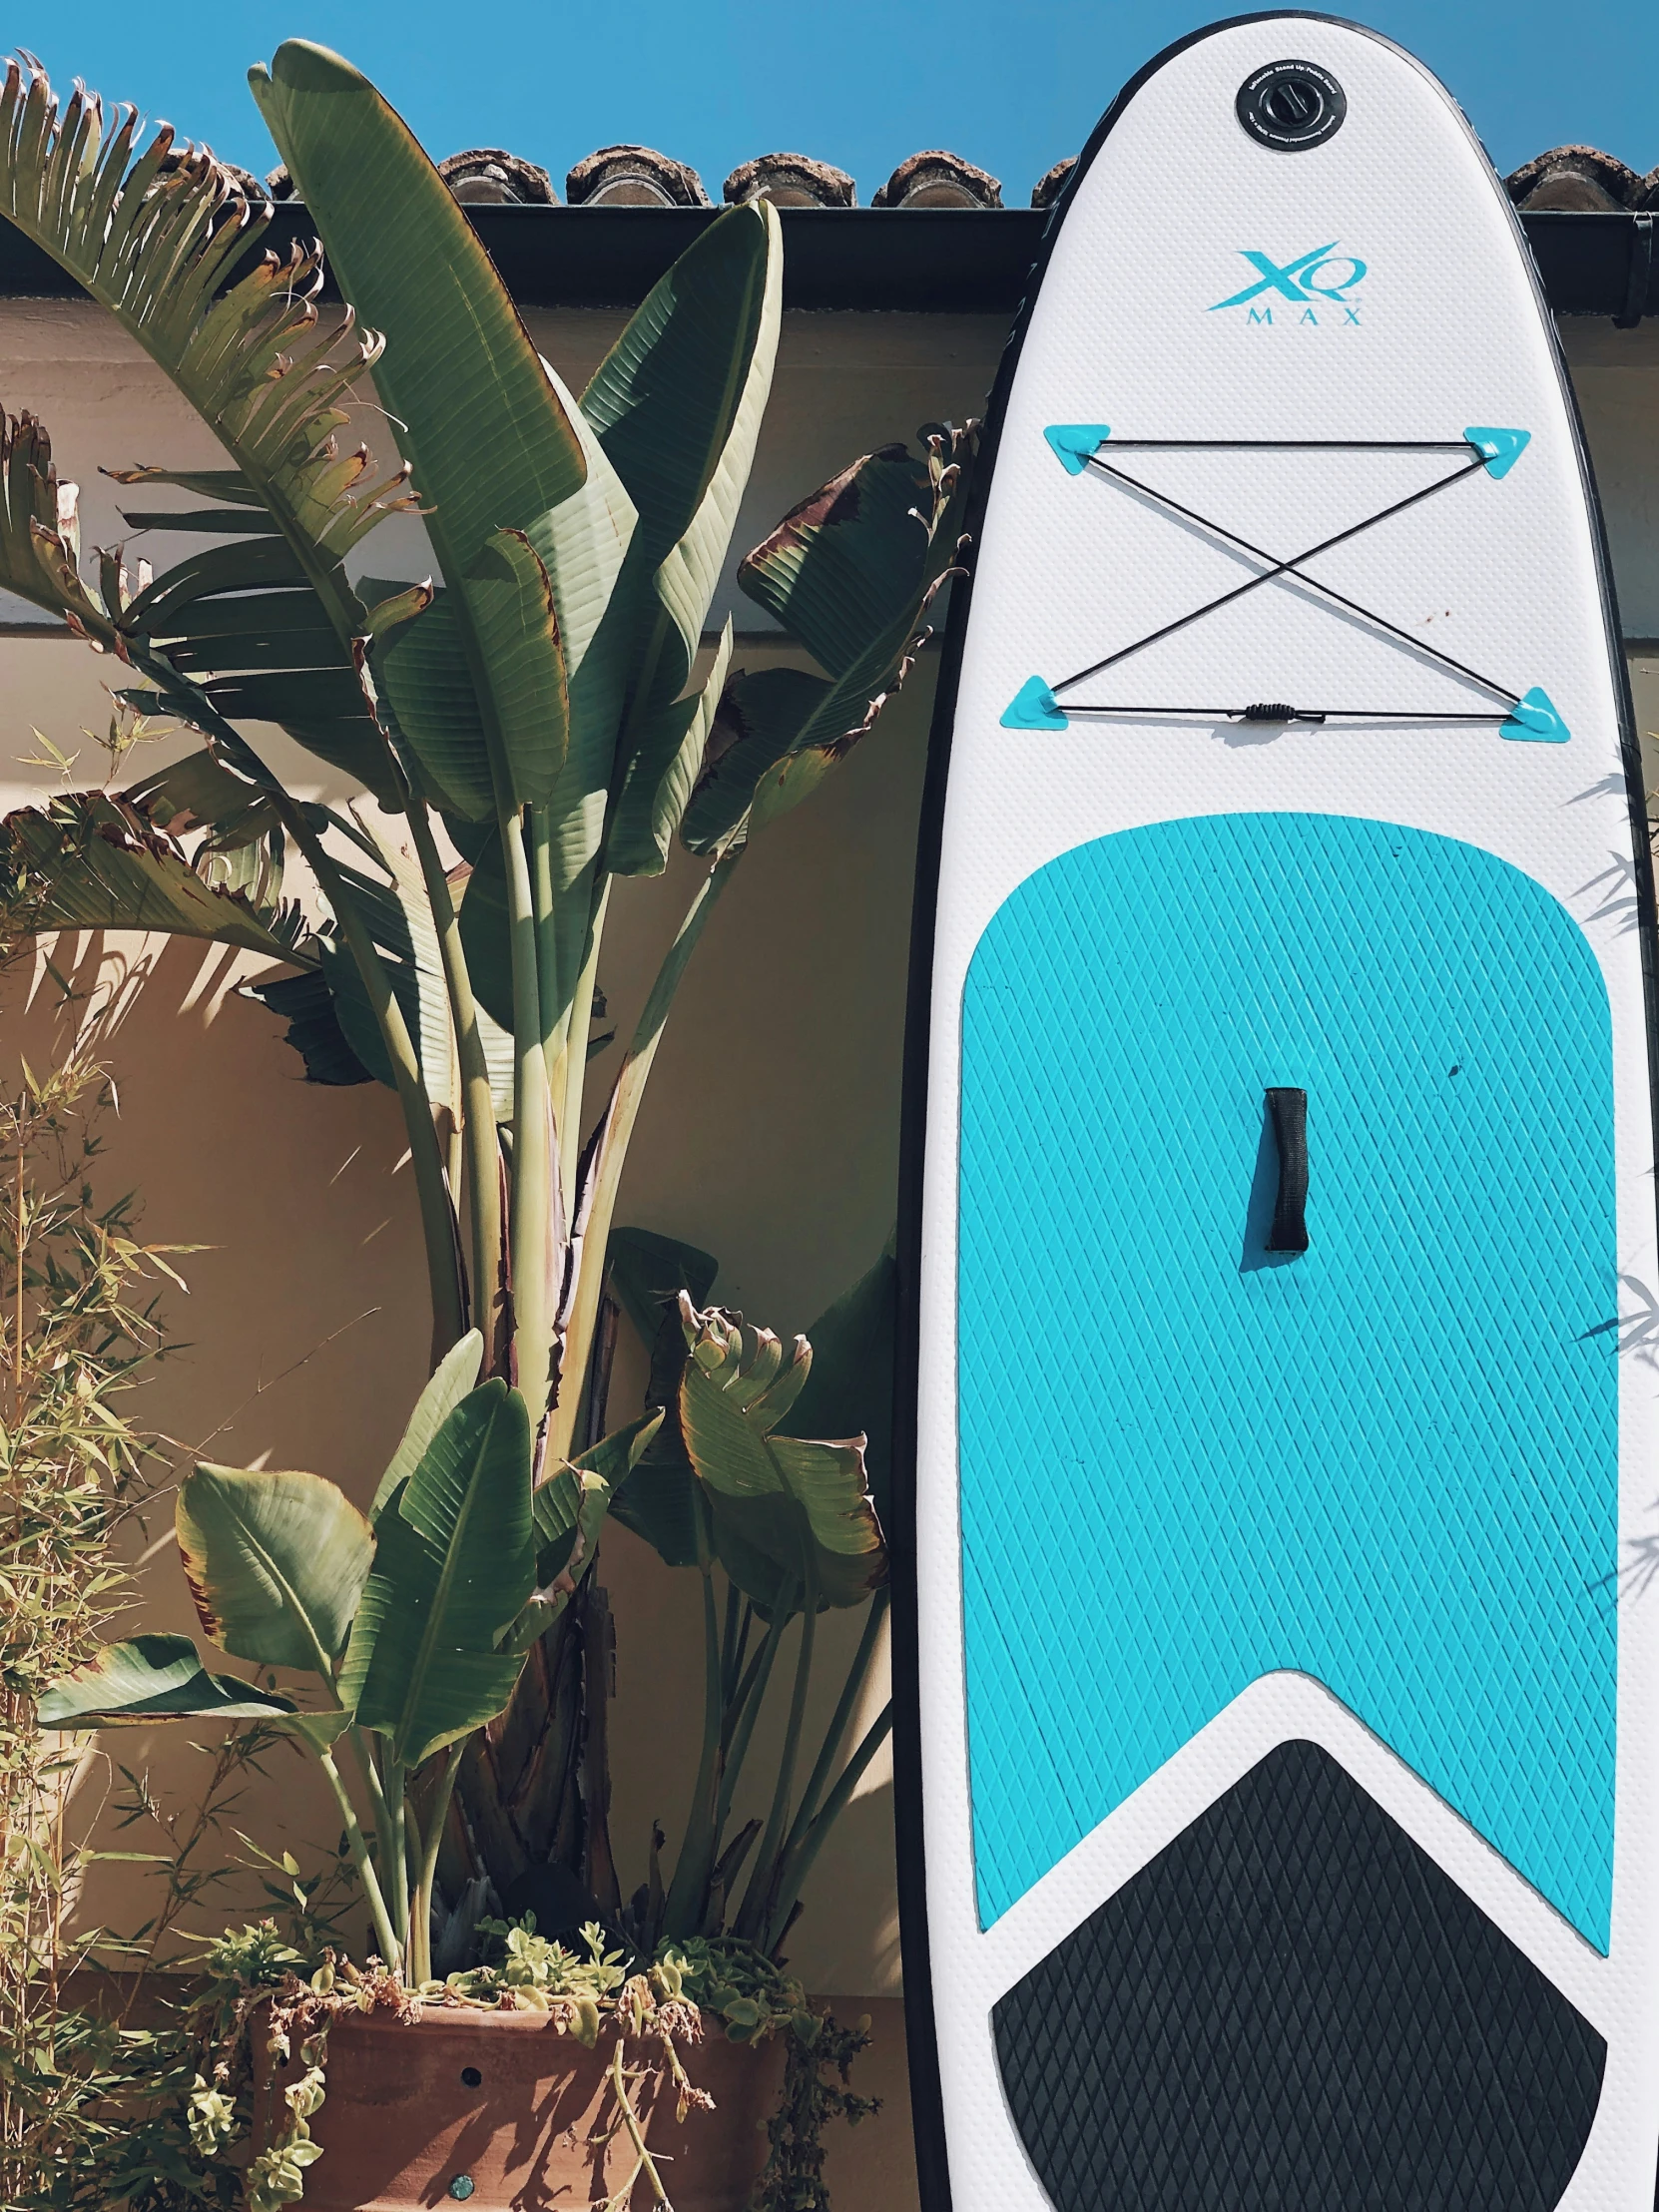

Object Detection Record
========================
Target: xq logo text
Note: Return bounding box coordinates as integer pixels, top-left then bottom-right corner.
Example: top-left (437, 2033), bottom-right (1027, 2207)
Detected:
top-left (1209, 243), bottom-right (1367, 324)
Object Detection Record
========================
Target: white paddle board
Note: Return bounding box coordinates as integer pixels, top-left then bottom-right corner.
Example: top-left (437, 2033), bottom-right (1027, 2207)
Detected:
top-left (894, 16), bottom-right (1659, 2212)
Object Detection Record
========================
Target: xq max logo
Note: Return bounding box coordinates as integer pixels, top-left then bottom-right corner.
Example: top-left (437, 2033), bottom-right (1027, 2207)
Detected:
top-left (1209, 242), bottom-right (1367, 319)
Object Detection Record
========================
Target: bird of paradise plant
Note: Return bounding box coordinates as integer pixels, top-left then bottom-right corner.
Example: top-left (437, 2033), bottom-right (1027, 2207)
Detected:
top-left (3, 41), bottom-right (969, 1978)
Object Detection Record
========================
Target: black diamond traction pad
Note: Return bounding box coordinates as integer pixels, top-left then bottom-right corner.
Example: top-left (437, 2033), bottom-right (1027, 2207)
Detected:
top-left (990, 1740), bottom-right (1605, 2211)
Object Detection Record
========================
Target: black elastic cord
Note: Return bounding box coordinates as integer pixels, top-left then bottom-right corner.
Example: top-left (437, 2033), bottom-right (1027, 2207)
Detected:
top-left (1061, 706), bottom-right (1513, 724)
top-left (1081, 453), bottom-right (1518, 709)
top-left (1051, 451), bottom-right (1487, 699)
top-left (1091, 438), bottom-right (1473, 452)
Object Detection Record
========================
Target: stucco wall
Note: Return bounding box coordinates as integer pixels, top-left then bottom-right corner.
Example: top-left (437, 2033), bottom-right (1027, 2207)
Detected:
top-left (2, 289), bottom-right (1657, 2211)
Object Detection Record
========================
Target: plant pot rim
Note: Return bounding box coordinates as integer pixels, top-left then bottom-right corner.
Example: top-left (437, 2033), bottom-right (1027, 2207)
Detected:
top-left (335, 2000), bottom-right (618, 2035)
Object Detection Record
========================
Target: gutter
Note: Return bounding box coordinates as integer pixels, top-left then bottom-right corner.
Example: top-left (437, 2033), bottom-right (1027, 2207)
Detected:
top-left (0, 206), bottom-right (1653, 319)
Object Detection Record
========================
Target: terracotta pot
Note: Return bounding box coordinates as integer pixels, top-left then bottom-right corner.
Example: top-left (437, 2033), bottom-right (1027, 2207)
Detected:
top-left (271, 2003), bottom-right (783, 2211)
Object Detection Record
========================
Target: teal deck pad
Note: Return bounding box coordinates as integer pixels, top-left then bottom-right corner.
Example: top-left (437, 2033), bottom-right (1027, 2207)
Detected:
top-left (957, 813), bottom-right (1618, 1945)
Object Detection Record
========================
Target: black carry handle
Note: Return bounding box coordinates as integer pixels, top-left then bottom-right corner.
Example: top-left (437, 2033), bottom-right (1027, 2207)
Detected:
top-left (1266, 1088), bottom-right (1309, 1253)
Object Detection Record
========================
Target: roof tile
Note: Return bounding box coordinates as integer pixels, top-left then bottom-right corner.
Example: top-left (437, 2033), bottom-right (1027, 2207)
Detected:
top-left (565, 145), bottom-right (708, 208)
top-left (873, 150), bottom-right (1002, 210)
top-left (724, 152), bottom-right (855, 207)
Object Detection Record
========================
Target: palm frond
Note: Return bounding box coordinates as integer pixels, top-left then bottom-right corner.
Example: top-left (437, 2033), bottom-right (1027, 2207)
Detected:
top-left (0, 55), bottom-right (417, 628)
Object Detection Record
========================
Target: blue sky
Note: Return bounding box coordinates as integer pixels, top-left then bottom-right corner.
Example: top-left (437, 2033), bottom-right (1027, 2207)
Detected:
top-left (19, 2), bottom-right (1659, 207)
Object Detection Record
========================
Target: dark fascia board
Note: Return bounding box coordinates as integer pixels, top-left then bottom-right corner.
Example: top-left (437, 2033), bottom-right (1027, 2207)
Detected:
top-left (0, 203), bottom-right (1652, 318)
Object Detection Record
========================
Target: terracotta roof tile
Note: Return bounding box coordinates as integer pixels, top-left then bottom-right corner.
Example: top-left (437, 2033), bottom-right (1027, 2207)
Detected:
top-left (724, 153), bottom-right (855, 208)
top-left (872, 151), bottom-right (1001, 210)
top-left (266, 138), bottom-right (1659, 225)
top-left (439, 148), bottom-right (556, 205)
top-left (1031, 157), bottom-right (1075, 210)
top-left (565, 145), bottom-right (708, 208)
top-left (1504, 147), bottom-right (1657, 210)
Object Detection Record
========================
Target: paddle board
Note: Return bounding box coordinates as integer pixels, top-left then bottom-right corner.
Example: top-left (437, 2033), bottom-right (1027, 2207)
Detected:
top-left (894, 16), bottom-right (1659, 2212)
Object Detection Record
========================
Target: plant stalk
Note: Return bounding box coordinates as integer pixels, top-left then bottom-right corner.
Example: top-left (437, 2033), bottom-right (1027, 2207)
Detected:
top-left (661, 1561), bottom-right (725, 1937)
top-left (406, 805), bottom-right (504, 1367)
top-left (765, 1702), bottom-right (893, 1955)
top-left (383, 1756), bottom-right (410, 1961)
top-left (410, 1748), bottom-right (462, 1988)
top-left (714, 1595), bottom-right (791, 1836)
top-left (501, 808), bottom-right (556, 1423)
top-left (554, 876), bottom-right (610, 1213)
top-left (735, 1575), bottom-right (816, 1942)
top-left (314, 1745), bottom-right (400, 1971)
top-left (781, 1588), bottom-right (889, 1865)
top-left (549, 847), bottom-right (744, 1462)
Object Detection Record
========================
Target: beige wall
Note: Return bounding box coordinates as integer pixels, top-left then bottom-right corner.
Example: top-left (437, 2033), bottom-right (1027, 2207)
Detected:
top-left (2, 292), bottom-right (1657, 2210)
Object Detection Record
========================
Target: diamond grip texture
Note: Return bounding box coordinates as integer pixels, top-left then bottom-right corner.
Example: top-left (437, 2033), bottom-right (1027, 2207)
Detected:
top-left (957, 814), bottom-right (1618, 1941)
top-left (991, 1741), bottom-right (1606, 2212)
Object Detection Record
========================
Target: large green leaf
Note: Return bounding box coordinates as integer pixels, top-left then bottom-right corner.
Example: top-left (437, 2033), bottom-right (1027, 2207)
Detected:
top-left (249, 969), bottom-right (373, 1088)
top-left (582, 201), bottom-right (781, 596)
top-left (122, 749), bottom-right (280, 847)
top-left (251, 41), bottom-right (584, 813)
top-left (371, 588), bottom-right (490, 821)
top-left (604, 1228), bottom-right (719, 1570)
top-left (316, 826), bottom-right (513, 1118)
top-left (678, 1298), bottom-right (886, 1610)
top-left (2, 790), bottom-right (315, 964)
top-left (779, 1241), bottom-right (897, 1530)
top-left (531, 1408), bottom-right (665, 1587)
top-left (735, 445), bottom-right (935, 674)
top-left (339, 1379), bottom-right (534, 1768)
top-left (684, 428), bottom-right (974, 851)
top-left (582, 203), bottom-right (782, 870)
top-left (37, 1635), bottom-right (296, 1727)
top-left (679, 668), bottom-right (830, 854)
top-left (607, 619), bottom-right (732, 877)
top-left (1, 395), bottom-right (391, 804)
top-left (370, 1329), bottom-right (484, 1522)
top-left (178, 1464), bottom-right (373, 1677)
